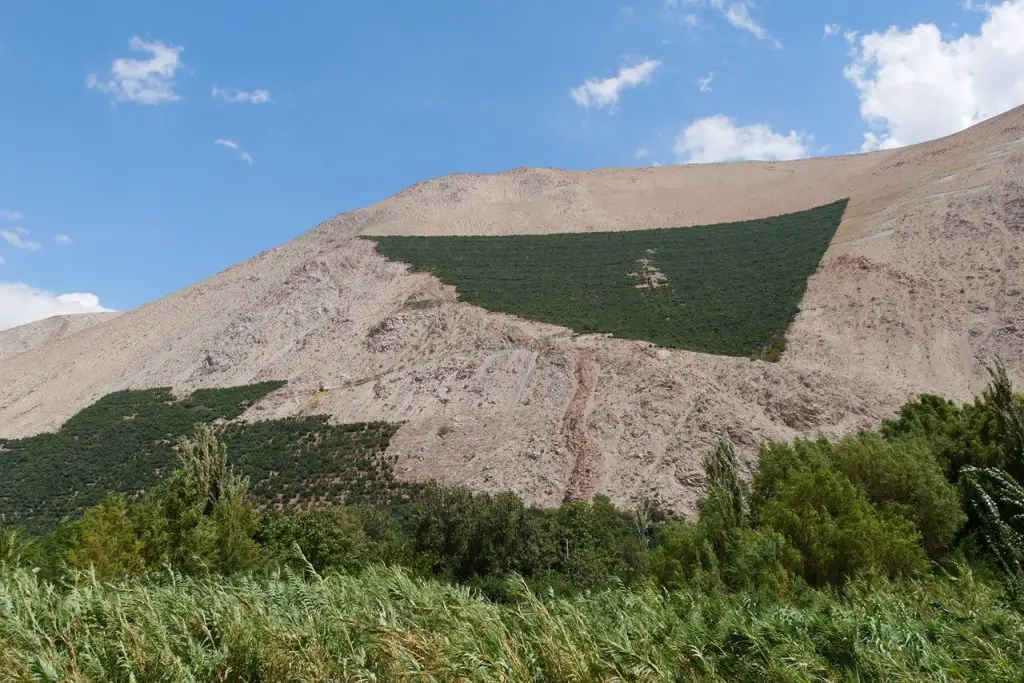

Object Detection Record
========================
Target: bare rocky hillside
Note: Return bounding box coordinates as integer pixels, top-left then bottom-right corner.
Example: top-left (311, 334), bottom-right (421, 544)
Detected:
top-left (0, 312), bottom-right (121, 361)
top-left (2, 107), bottom-right (1023, 514)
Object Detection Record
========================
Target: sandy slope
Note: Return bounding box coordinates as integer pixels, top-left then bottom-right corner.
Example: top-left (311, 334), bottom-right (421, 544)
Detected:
top-left (0, 313), bottom-right (121, 361)
top-left (1, 107), bottom-right (1022, 514)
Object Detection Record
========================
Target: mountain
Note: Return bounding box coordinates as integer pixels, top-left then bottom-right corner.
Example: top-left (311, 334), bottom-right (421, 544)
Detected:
top-left (0, 312), bottom-right (121, 361)
top-left (2, 107), bottom-right (1023, 513)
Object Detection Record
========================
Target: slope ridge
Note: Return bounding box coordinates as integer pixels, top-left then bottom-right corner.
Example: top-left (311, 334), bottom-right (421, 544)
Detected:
top-left (0, 312), bottom-right (121, 361)
top-left (1, 107), bottom-right (1023, 513)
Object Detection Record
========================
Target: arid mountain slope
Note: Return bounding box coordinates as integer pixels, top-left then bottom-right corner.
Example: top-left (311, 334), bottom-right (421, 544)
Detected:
top-left (0, 313), bottom-right (121, 361)
top-left (2, 107), bottom-right (1023, 514)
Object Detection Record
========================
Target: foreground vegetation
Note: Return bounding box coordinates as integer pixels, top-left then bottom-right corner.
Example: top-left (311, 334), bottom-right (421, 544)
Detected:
top-left (2, 360), bottom-right (1024, 680)
top-left (3, 564), bottom-right (1021, 681)
top-left (371, 200), bottom-right (847, 357)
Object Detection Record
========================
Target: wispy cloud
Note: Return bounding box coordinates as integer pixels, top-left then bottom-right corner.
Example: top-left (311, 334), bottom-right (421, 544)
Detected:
top-left (716, 1), bottom-right (782, 47)
top-left (698, 71), bottom-right (715, 92)
top-left (671, 0), bottom-right (780, 47)
top-left (54, 234), bottom-right (73, 246)
top-left (824, 23), bottom-right (841, 38)
top-left (1, 227), bottom-right (42, 251)
top-left (214, 139), bottom-right (254, 165)
top-left (571, 59), bottom-right (662, 111)
top-left (212, 85), bottom-right (273, 104)
top-left (0, 209), bottom-right (23, 222)
top-left (87, 36), bottom-right (184, 106)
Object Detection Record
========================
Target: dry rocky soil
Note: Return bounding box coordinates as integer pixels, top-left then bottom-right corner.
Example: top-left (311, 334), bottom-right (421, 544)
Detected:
top-left (2, 107), bottom-right (1024, 515)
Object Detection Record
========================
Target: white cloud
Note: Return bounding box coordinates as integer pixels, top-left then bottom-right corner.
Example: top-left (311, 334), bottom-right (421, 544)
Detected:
top-left (668, 0), bottom-right (780, 46)
top-left (211, 85), bottom-right (273, 104)
top-left (845, 0), bottom-right (1024, 150)
top-left (720, 1), bottom-right (782, 47)
top-left (0, 209), bottom-right (23, 222)
top-left (86, 36), bottom-right (184, 106)
top-left (824, 23), bottom-right (841, 37)
top-left (54, 234), bottom-right (73, 246)
top-left (570, 59), bottom-right (662, 110)
top-left (1, 227), bottom-right (42, 251)
top-left (674, 114), bottom-right (811, 163)
top-left (214, 138), bottom-right (254, 165)
top-left (634, 147), bottom-right (650, 159)
top-left (698, 71), bottom-right (715, 92)
top-left (0, 283), bottom-right (115, 331)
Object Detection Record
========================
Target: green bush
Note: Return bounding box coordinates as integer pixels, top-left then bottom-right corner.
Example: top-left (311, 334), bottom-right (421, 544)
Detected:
top-left (830, 434), bottom-right (966, 556)
top-left (63, 494), bottom-right (144, 581)
top-left (882, 393), bottom-right (1005, 480)
top-left (258, 507), bottom-right (371, 573)
top-left (760, 466), bottom-right (929, 586)
top-left (749, 439), bottom-right (834, 519)
top-left (650, 441), bottom-right (793, 594)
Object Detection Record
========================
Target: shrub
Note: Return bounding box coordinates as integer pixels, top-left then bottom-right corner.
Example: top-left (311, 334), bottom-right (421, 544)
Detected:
top-left (760, 467), bottom-right (929, 586)
top-left (64, 494), bottom-right (144, 581)
top-left (831, 434), bottom-right (965, 556)
top-left (749, 439), bottom-right (834, 520)
top-left (753, 334), bottom-right (788, 363)
top-left (258, 508), bottom-right (370, 573)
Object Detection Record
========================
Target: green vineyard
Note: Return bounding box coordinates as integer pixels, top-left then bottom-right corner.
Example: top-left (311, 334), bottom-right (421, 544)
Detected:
top-left (371, 200), bottom-right (848, 357)
top-left (0, 383), bottom-right (415, 532)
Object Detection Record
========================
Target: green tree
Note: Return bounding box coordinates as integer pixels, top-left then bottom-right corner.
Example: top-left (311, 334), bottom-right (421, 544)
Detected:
top-left (831, 434), bottom-right (965, 557)
top-left (982, 360), bottom-right (1024, 481)
top-left (134, 424), bottom-right (260, 573)
top-left (64, 494), bottom-right (144, 581)
top-left (761, 467), bottom-right (928, 586)
top-left (650, 441), bottom-right (791, 594)
top-left (259, 507), bottom-right (369, 573)
top-left (961, 467), bottom-right (1024, 577)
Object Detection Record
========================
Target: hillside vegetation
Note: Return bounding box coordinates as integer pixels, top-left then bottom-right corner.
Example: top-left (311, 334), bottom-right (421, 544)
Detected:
top-left (0, 382), bottom-right (415, 532)
top-left (371, 200), bottom-right (847, 357)
top-left (2, 361), bottom-right (1024, 679)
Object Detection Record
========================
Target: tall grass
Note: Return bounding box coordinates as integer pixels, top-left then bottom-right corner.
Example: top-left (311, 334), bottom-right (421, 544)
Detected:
top-left (2, 563), bottom-right (1022, 682)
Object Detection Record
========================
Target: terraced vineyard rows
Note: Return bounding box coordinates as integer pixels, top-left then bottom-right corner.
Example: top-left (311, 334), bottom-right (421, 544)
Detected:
top-left (0, 383), bottom-right (414, 532)
top-left (371, 200), bottom-right (848, 357)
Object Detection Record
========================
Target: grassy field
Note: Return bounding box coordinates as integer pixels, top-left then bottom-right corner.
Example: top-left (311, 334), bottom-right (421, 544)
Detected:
top-left (0, 384), bottom-right (413, 532)
top-left (2, 564), bottom-right (1021, 682)
top-left (371, 200), bottom-right (847, 357)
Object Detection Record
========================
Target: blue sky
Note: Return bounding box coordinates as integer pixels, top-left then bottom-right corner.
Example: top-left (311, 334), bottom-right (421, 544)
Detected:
top-left (1, 0), bottom-right (1022, 329)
